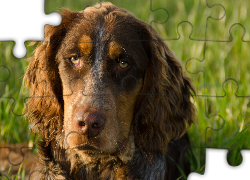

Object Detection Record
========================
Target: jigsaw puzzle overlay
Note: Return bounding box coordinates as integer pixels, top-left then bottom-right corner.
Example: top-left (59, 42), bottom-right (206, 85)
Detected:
top-left (0, 0), bottom-right (61, 59)
top-left (0, 0), bottom-right (250, 179)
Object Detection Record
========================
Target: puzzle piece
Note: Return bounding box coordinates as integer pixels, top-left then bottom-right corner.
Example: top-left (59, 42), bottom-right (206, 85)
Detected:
top-left (0, 0), bottom-right (61, 58)
top-left (186, 24), bottom-right (250, 96)
top-left (188, 149), bottom-right (250, 180)
top-left (204, 80), bottom-right (250, 165)
top-left (205, 1), bottom-right (250, 41)
top-left (150, 0), bottom-right (224, 40)
top-left (0, 143), bottom-right (35, 178)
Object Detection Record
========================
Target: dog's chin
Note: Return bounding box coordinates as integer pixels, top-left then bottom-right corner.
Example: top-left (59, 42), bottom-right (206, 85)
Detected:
top-left (68, 138), bottom-right (135, 166)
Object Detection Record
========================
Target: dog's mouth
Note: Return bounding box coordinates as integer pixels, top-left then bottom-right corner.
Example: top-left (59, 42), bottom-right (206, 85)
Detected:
top-left (73, 138), bottom-right (127, 154)
top-left (76, 144), bottom-right (98, 151)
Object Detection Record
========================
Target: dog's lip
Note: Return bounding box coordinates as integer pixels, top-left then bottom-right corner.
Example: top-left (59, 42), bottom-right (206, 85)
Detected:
top-left (77, 144), bottom-right (98, 151)
top-left (74, 139), bottom-right (127, 153)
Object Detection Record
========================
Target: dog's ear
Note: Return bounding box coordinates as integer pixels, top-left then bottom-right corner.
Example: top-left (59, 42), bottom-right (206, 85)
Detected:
top-left (133, 26), bottom-right (196, 154)
top-left (23, 8), bottom-right (75, 142)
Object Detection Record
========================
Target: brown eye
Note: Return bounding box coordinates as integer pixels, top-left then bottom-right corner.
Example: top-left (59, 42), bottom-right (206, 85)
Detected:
top-left (118, 60), bottom-right (129, 69)
top-left (71, 56), bottom-right (80, 65)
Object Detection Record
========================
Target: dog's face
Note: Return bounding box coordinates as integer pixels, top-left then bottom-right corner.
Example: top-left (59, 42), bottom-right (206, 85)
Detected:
top-left (25, 2), bottom-right (195, 169)
top-left (56, 4), bottom-right (150, 163)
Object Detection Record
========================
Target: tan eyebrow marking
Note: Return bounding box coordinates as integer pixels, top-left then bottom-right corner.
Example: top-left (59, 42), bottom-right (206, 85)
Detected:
top-left (108, 41), bottom-right (123, 59)
top-left (78, 35), bottom-right (93, 55)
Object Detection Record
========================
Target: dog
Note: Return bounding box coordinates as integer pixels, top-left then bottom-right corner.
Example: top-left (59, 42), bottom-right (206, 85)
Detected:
top-left (24, 2), bottom-right (196, 179)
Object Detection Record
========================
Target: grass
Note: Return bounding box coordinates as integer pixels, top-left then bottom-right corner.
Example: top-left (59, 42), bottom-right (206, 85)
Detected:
top-left (0, 41), bottom-right (35, 144)
top-left (0, 164), bottom-right (26, 180)
top-left (1, 0), bottom-right (250, 178)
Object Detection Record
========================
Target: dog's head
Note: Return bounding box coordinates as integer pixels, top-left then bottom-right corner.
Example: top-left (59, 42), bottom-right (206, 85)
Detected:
top-left (24, 2), bottom-right (195, 166)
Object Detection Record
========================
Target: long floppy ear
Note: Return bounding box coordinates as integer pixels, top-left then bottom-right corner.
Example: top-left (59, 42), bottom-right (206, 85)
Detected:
top-left (133, 26), bottom-right (196, 154)
top-left (23, 9), bottom-right (75, 143)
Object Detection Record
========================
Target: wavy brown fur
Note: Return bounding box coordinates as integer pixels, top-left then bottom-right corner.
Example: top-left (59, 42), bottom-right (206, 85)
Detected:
top-left (24, 2), bottom-right (196, 180)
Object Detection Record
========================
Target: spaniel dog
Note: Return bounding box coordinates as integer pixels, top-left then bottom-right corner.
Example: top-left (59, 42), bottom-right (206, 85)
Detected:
top-left (24, 2), bottom-right (196, 180)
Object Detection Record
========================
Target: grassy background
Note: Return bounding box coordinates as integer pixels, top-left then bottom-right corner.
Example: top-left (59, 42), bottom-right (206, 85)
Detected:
top-left (1, 0), bottom-right (250, 178)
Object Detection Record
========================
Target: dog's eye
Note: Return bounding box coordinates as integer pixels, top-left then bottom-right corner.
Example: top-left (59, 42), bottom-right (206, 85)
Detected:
top-left (70, 56), bottom-right (80, 66)
top-left (118, 60), bottom-right (129, 69)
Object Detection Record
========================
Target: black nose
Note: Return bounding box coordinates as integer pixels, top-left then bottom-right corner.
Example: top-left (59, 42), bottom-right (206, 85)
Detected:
top-left (75, 110), bottom-right (106, 137)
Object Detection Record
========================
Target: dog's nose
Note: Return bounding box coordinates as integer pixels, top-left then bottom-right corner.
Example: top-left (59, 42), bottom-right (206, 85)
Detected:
top-left (75, 111), bottom-right (106, 137)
